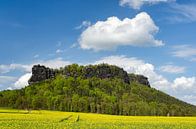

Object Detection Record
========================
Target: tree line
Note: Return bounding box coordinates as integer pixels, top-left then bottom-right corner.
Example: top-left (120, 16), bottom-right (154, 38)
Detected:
top-left (0, 75), bottom-right (195, 116)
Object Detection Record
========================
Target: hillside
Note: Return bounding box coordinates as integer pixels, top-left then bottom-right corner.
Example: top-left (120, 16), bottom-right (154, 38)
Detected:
top-left (0, 64), bottom-right (195, 116)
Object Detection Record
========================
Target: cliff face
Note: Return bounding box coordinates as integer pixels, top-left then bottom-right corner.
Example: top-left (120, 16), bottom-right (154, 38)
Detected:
top-left (80, 64), bottom-right (130, 84)
top-left (28, 65), bottom-right (55, 85)
top-left (28, 64), bottom-right (150, 87)
top-left (129, 74), bottom-right (150, 87)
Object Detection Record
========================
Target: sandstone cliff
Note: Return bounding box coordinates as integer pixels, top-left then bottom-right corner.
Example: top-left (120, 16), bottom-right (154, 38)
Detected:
top-left (28, 64), bottom-right (150, 87)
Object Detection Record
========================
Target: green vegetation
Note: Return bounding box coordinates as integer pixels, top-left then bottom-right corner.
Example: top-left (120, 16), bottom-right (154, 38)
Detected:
top-left (0, 64), bottom-right (196, 116)
top-left (0, 108), bottom-right (196, 129)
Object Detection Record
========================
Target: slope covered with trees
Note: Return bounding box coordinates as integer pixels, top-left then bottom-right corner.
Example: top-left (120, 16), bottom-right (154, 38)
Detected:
top-left (0, 64), bottom-right (195, 116)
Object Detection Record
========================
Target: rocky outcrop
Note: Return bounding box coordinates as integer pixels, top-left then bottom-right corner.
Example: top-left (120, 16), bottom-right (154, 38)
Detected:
top-left (83, 64), bottom-right (130, 84)
top-left (28, 65), bottom-right (55, 84)
top-left (129, 74), bottom-right (150, 87)
top-left (28, 64), bottom-right (150, 87)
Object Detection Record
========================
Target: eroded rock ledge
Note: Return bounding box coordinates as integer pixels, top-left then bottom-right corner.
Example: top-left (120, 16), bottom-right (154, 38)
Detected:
top-left (28, 64), bottom-right (150, 87)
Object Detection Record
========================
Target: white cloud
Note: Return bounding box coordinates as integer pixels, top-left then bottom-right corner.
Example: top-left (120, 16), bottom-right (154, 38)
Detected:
top-left (0, 64), bottom-right (31, 74)
top-left (94, 55), bottom-right (196, 105)
top-left (6, 87), bottom-right (13, 90)
top-left (75, 21), bottom-right (91, 30)
top-left (171, 45), bottom-right (196, 61)
top-left (79, 12), bottom-right (164, 51)
top-left (119, 0), bottom-right (175, 10)
top-left (171, 77), bottom-right (196, 105)
top-left (169, 4), bottom-right (196, 23)
top-left (0, 58), bottom-right (71, 74)
top-left (38, 58), bottom-right (71, 69)
top-left (160, 65), bottom-right (186, 74)
top-left (94, 55), bottom-right (169, 90)
top-left (120, 1), bottom-right (196, 23)
top-left (172, 76), bottom-right (196, 89)
top-left (14, 73), bottom-right (32, 89)
top-left (182, 95), bottom-right (196, 105)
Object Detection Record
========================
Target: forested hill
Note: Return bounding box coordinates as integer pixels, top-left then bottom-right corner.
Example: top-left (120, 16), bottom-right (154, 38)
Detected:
top-left (0, 64), bottom-right (196, 116)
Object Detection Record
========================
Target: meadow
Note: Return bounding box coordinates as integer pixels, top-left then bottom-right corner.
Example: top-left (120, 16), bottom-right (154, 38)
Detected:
top-left (0, 108), bottom-right (196, 129)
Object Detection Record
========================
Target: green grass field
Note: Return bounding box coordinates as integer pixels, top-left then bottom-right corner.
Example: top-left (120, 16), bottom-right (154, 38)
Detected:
top-left (0, 108), bottom-right (196, 129)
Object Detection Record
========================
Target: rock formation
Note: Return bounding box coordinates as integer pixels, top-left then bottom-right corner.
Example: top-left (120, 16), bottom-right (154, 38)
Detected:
top-left (83, 64), bottom-right (130, 84)
top-left (28, 64), bottom-right (150, 87)
top-left (28, 64), bottom-right (55, 84)
top-left (129, 74), bottom-right (150, 87)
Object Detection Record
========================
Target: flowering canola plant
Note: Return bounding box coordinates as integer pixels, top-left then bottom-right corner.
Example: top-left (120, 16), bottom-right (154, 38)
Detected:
top-left (0, 108), bottom-right (195, 129)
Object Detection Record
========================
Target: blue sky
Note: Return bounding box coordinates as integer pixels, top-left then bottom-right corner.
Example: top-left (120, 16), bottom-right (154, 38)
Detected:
top-left (0, 0), bottom-right (196, 105)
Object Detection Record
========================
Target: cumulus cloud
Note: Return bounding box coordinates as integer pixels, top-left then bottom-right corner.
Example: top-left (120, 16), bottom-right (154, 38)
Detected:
top-left (14, 73), bottom-right (32, 89)
top-left (172, 77), bottom-right (196, 89)
top-left (119, 0), bottom-right (175, 10)
top-left (160, 65), bottom-right (186, 74)
top-left (94, 55), bottom-right (169, 90)
top-left (94, 55), bottom-right (196, 105)
top-left (79, 12), bottom-right (164, 51)
top-left (171, 76), bottom-right (196, 105)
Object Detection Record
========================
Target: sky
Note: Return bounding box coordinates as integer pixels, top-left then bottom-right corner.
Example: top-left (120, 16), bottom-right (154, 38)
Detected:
top-left (0, 0), bottom-right (196, 105)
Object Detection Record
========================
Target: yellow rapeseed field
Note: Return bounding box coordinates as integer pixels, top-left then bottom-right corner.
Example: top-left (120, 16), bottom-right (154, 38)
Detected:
top-left (0, 108), bottom-right (195, 129)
